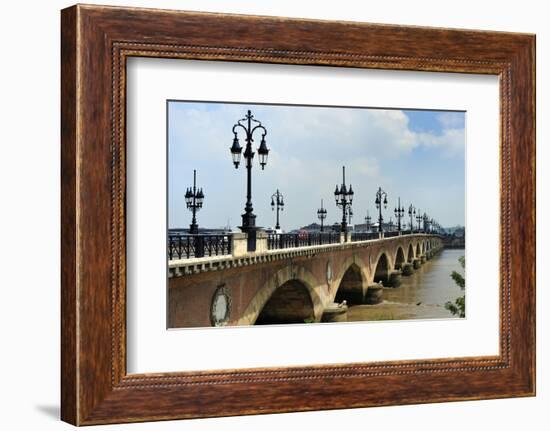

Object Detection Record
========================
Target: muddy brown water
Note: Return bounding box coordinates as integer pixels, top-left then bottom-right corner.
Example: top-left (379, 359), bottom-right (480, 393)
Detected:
top-left (347, 248), bottom-right (465, 322)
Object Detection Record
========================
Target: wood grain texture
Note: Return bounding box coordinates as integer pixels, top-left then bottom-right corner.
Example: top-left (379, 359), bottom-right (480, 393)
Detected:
top-left (60, 4), bottom-right (536, 425)
top-left (60, 5), bottom-right (78, 425)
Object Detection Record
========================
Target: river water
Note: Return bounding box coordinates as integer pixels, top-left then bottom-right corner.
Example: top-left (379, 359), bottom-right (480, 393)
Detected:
top-left (347, 248), bottom-right (465, 322)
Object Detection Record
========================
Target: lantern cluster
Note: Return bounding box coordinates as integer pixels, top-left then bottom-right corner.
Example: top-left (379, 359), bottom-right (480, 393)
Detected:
top-left (185, 187), bottom-right (204, 209)
top-left (230, 110), bottom-right (269, 170)
top-left (334, 182), bottom-right (354, 206)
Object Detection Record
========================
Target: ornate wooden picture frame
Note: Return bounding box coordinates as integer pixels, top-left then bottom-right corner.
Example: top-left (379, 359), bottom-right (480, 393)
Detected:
top-left (61, 4), bottom-right (535, 425)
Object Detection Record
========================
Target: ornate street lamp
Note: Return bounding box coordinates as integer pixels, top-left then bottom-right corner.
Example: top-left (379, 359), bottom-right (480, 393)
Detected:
top-left (394, 197), bottom-right (405, 232)
top-left (428, 217), bottom-right (434, 233)
top-left (375, 186), bottom-right (388, 233)
top-left (230, 110), bottom-right (269, 232)
top-left (317, 199), bottom-right (327, 232)
top-left (365, 210), bottom-right (372, 232)
top-left (334, 166), bottom-right (354, 238)
top-left (270, 189), bottom-right (284, 230)
top-left (388, 217), bottom-right (395, 231)
top-left (184, 169), bottom-right (204, 234)
top-left (422, 212), bottom-right (429, 233)
top-left (408, 204), bottom-right (416, 234)
top-left (416, 209), bottom-right (423, 231)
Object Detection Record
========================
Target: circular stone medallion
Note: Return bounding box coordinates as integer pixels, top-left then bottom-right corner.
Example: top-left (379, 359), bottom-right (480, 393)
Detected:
top-left (210, 285), bottom-right (231, 327)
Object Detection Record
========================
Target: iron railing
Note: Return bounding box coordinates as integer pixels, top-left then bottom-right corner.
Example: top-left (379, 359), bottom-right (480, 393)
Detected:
top-left (408, 229), bottom-right (425, 235)
top-left (267, 232), bottom-right (340, 250)
top-left (350, 231), bottom-right (379, 242)
top-left (168, 230), bottom-right (437, 259)
top-left (383, 231), bottom-right (400, 238)
top-left (168, 234), bottom-right (232, 260)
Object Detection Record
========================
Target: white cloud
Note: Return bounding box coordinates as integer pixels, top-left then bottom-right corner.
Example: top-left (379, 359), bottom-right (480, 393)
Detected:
top-left (437, 111), bottom-right (465, 128)
top-left (415, 128), bottom-right (465, 157)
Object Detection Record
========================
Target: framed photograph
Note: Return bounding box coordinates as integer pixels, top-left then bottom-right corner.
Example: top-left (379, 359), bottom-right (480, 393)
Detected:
top-left (166, 100), bottom-right (464, 329)
top-left (61, 4), bottom-right (535, 425)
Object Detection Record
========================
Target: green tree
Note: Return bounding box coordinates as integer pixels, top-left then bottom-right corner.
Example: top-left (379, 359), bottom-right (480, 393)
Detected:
top-left (445, 256), bottom-right (465, 318)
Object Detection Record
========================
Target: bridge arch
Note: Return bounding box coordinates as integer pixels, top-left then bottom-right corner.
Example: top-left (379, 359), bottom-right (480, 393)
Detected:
top-left (416, 242), bottom-right (421, 257)
top-left (394, 246), bottom-right (406, 270)
top-left (255, 279), bottom-right (315, 325)
top-left (407, 243), bottom-right (414, 262)
top-left (237, 266), bottom-right (324, 326)
top-left (373, 252), bottom-right (391, 286)
top-left (334, 263), bottom-right (366, 305)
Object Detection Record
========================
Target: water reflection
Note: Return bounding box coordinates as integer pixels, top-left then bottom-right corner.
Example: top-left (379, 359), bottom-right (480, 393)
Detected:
top-left (347, 249), bottom-right (465, 322)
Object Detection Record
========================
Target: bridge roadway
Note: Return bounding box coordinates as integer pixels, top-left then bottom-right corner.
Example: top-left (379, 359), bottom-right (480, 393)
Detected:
top-left (168, 233), bottom-right (444, 328)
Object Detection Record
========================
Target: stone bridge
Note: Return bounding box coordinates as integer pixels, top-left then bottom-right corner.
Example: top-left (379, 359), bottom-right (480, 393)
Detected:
top-left (168, 233), bottom-right (444, 328)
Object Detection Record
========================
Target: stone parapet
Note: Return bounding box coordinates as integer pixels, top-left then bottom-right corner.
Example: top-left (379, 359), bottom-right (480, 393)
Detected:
top-left (231, 233), bottom-right (248, 257)
top-left (169, 233), bottom-right (442, 278)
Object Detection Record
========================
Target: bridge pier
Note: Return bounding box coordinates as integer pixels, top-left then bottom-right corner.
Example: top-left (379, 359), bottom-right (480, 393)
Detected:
top-left (365, 284), bottom-right (383, 304)
top-left (420, 255), bottom-right (426, 264)
top-left (413, 258), bottom-right (421, 269)
top-left (321, 303), bottom-right (348, 322)
top-left (401, 262), bottom-right (414, 276)
top-left (389, 270), bottom-right (402, 288)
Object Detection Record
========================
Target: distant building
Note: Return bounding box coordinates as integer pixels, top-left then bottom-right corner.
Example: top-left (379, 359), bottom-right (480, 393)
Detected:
top-left (354, 223), bottom-right (369, 232)
top-left (453, 227), bottom-right (465, 238)
top-left (441, 225), bottom-right (465, 248)
top-left (299, 222), bottom-right (323, 232)
top-left (327, 222), bottom-right (354, 232)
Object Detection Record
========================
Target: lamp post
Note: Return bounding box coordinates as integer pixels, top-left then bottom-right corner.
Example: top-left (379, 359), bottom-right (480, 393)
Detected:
top-left (394, 197), bottom-right (405, 233)
top-left (388, 217), bottom-right (395, 232)
top-left (270, 189), bottom-right (284, 230)
top-left (334, 166), bottom-right (354, 239)
top-left (375, 186), bottom-right (388, 233)
top-left (230, 110), bottom-right (269, 233)
top-left (317, 199), bottom-right (327, 232)
top-left (184, 169), bottom-right (204, 234)
top-left (416, 209), bottom-right (423, 231)
top-left (365, 211), bottom-right (372, 232)
top-left (426, 216), bottom-right (434, 233)
top-left (424, 213), bottom-right (430, 233)
top-left (408, 204), bottom-right (416, 234)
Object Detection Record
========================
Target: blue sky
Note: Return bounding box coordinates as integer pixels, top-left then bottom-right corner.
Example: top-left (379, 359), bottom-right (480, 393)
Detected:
top-left (168, 101), bottom-right (465, 231)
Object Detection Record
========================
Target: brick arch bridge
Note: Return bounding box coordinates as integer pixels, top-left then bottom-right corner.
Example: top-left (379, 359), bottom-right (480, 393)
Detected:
top-left (168, 233), bottom-right (443, 328)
